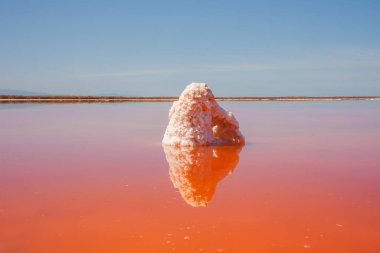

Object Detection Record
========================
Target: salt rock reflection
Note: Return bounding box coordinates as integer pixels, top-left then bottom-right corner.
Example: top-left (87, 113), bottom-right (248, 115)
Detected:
top-left (163, 145), bottom-right (243, 207)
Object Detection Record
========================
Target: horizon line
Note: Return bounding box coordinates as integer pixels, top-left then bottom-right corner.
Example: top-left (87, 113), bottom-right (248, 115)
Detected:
top-left (1, 95), bottom-right (379, 103)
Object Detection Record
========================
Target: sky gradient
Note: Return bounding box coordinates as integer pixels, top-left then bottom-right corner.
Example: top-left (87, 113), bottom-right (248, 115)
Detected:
top-left (1, 0), bottom-right (379, 96)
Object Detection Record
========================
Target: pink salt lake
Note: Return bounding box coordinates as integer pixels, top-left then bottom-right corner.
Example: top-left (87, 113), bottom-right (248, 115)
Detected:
top-left (0, 101), bottom-right (380, 253)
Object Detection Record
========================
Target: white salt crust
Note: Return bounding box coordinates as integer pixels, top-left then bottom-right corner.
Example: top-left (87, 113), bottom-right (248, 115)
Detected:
top-left (162, 83), bottom-right (245, 146)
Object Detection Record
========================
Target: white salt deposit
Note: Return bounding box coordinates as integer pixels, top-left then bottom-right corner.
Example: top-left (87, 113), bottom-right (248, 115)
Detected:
top-left (162, 83), bottom-right (245, 146)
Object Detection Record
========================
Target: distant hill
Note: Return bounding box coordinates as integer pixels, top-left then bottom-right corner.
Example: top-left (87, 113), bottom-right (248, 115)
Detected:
top-left (0, 89), bottom-right (48, 95)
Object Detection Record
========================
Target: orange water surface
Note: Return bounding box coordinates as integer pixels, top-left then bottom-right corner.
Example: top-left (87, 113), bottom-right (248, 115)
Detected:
top-left (1, 101), bottom-right (380, 253)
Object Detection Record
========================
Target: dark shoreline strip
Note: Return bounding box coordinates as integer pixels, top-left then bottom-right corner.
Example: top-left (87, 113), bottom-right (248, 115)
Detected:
top-left (0, 95), bottom-right (379, 103)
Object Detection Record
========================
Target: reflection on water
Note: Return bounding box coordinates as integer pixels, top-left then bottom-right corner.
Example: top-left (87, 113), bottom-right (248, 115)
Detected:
top-left (163, 145), bottom-right (243, 207)
top-left (1, 102), bottom-right (380, 252)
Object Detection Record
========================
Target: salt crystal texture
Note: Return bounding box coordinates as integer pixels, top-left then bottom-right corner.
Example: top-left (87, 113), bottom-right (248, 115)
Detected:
top-left (162, 83), bottom-right (245, 146)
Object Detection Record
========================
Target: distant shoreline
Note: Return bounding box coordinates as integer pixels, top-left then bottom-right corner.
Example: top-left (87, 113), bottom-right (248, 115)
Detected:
top-left (0, 95), bottom-right (379, 103)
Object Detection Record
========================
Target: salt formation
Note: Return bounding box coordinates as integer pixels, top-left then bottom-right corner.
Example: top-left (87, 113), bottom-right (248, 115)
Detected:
top-left (162, 83), bottom-right (244, 146)
top-left (163, 145), bottom-right (243, 207)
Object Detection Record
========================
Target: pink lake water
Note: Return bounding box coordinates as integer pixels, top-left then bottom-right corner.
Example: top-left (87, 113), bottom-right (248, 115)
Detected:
top-left (0, 101), bottom-right (380, 253)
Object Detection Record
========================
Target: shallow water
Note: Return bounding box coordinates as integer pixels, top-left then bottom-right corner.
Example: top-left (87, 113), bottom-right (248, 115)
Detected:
top-left (1, 101), bottom-right (380, 253)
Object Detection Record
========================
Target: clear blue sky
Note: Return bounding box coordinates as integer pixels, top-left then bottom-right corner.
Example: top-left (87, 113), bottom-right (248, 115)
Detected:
top-left (1, 0), bottom-right (379, 96)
